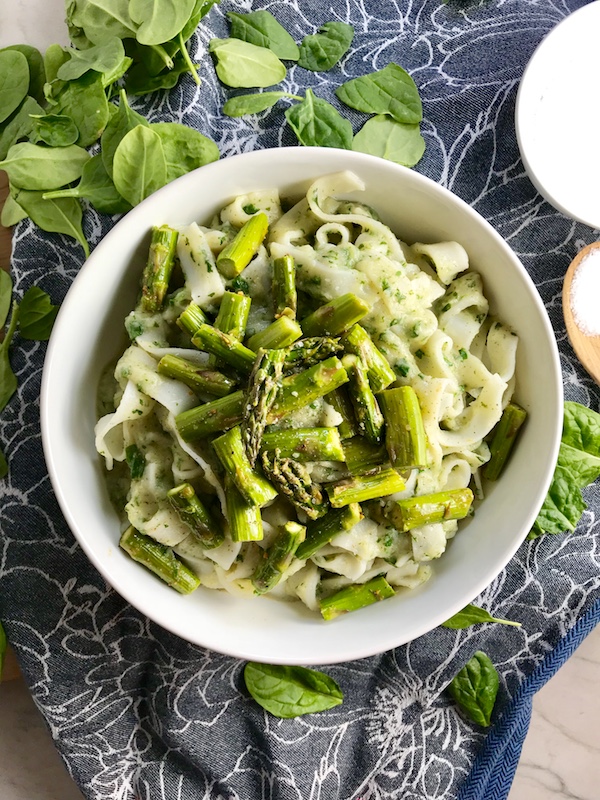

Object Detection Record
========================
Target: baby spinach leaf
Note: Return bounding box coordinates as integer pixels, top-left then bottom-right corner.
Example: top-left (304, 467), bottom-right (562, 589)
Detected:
top-left (0, 51), bottom-right (30, 125)
top-left (30, 114), bottom-right (79, 148)
top-left (336, 63), bottom-right (422, 124)
top-left (227, 11), bottom-right (300, 61)
top-left (0, 194), bottom-right (28, 227)
top-left (66, 0), bottom-right (138, 46)
top-left (297, 22), bottom-right (354, 72)
top-left (285, 89), bottom-right (353, 149)
top-left (442, 603), bottom-right (521, 629)
top-left (43, 44), bottom-right (69, 84)
top-left (179, 0), bottom-right (218, 41)
top-left (0, 271), bottom-right (13, 330)
top-left (113, 125), bottom-right (167, 206)
top-left (130, 0), bottom-right (197, 46)
top-left (562, 401), bottom-right (600, 457)
top-left (125, 55), bottom-right (192, 95)
top-left (57, 37), bottom-right (128, 82)
top-left (0, 142), bottom-right (90, 190)
top-left (0, 300), bottom-right (20, 414)
top-left (447, 651), bottom-right (499, 727)
top-left (0, 449), bottom-right (7, 480)
top-left (18, 286), bottom-right (59, 341)
top-left (0, 622), bottom-right (6, 671)
top-left (223, 91), bottom-right (300, 117)
top-left (101, 90), bottom-right (149, 177)
top-left (352, 115), bottom-right (425, 167)
top-left (0, 45), bottom-right (45, 104)
top-left (0, 96), bottom-right (44, 161)
top-left (151, 122), bottom-right (219, 181)
top-left (12, 188), bottom-right (90, 258)
top-left (52, 71), bottom-right (110, 147)
top-left (209, 38), bottom-right (287, 88)
top-left (244, 662), bottom-right (343, 718)
top-left (43, 154), bottom-right (131, 215)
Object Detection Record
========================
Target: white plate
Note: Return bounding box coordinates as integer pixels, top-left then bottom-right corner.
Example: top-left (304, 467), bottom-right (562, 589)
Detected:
top-left (515, 2), bottom-right (600, 229)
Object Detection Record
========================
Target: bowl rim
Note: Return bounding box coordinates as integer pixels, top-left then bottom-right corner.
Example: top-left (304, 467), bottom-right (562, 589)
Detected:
top-left (40, 147), bottom-right (564, 664)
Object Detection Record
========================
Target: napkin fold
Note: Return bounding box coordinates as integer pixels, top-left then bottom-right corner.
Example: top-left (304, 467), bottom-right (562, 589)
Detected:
top-left (1, 2), bottom-right (599, 799)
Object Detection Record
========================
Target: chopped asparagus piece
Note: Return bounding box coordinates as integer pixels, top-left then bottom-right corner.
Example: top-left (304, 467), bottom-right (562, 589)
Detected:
top-left (379, 386), bottom-right (427, 469)
top-left (342, 436), bottom-right (389, 475)
top-left (342, 354), bottom-right (385, 445)
top-left (319, 576), bottom-right (395, 620)
top-left (273, 254), bottom-right (297, 319)
top-left (167, 482), bottom-right (224, 548)
top-left (191, 323), bottom-right (257, 374)
top-left (342, 324), bottom-right (395, 392)
top-left (120, 525), bottom-right (200, 594)
top-left (261, 449), bottom-right (328, 520)
top-left (295, 503), bottom-right (363, 560)
top-left (214, 290), bottom-right (251, 340)
top-left (261, 427), bottom-right (345, 462)
top-left (301, 293), bottom-right (370, 337)
top-left (484, 402), bottom-right (527, 481)
top-left (269, 356), bottom-right (349, 423)
top-left (158, 355), bottom-right (237, 398)
top-left (327, 467), bottom-right (405, 507)
top-left (141, 225), bottom-right (179, 313)
top-left (246, 316), bottom-right (303, 352)
top-left (212, 425), bottom-right (278, 507)
top-left (386, 488), bottom-right (474, 531)
top-left (178, 301), bottom-right (209, 336)
top-left (224, 474), bottom-right (264, 542)
top-left (216, 212), bottom-right (269, 279)
top-left (284, 336), bottom-right (343, 371)
top-left (252, 521), bottom-right (306, 594)
top-left (242, 348), bottom-right (286, 466)
top-left (176, 390), bottom-right (244, 441)
top-left (326, 386), bottom-right (358, 439)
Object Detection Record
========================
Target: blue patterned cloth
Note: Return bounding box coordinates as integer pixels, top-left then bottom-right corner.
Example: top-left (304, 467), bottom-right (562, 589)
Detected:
top-left (1, 2), bottom-right (599, 798)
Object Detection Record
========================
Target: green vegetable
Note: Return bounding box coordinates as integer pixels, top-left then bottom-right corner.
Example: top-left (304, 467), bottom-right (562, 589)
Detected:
top-left (119, 525), bottom-right (200, 594)
top-left (531, 401), bottom-right (600, 537)
top-left (244, 662), bottom-right (343, 718)
top-left (442, 603), bottom-right (521, 629)
top-left (12, 188), bottom-right (90, 257)
top-left (51, 71), bottom-right (110, 147)
top-left (43, 43), bottom-right (69, 84)
top-left (30, 114), bottom-right (79, 148)
top-left (167, 482), bottom-right (224, 548)
top-left (0, 142), bottom-right (90, 191)
top-left (447, 651), bottom-right (499, 727)
top-left (223, 91), bottom-right (300, 117)
top-left (129, 0), bottom-right (197, 46)
top-left (352, 115), bottom-right (425, 168)
top-left (484, 402), bottom-right (527, 481)
top-left (319, 575), bottom-right (395, 620)
top-left (252, 521), bottom-right (306, 594)
top-left (66, 0), bottom-right (138, 46)
top-left (0, 51), bottom-right (30, 125)
top-left (18, 286), bottom-right (59, 340)
top-left (0, 295), bottom-right (19, 415)
top-left (125, 443), bottom-right (146, 479)
top-left (241, 348), bottom-right (286, 466)
top-left (151, 121), bottom-right (219, 181)
top-left (0, 96), bottom-right (44, 161)
top-left (297, 22), bottom-right (354, 72)
top-left (125, 55), bottom-right (194, 95)
top-left (141, 225), bottom-right (178, 312)
top-left (212, 425), bottom-right (278, 507)
top-left (0, 271), bottom-right (12, 332)
top-left (216, 212), bottom-right (269, 279)
top-left (0, 621), bottom-right (6, 677)
top-left (209, 38), bottom-right (287, 88)
top-left (57, 37), bottom-right (130, 81)
top-left (42, 154), bottom-right (131, 215)
top-left (228, 10), bottom-right (300, 60)
top-left (0, 449), bottom-right (7, 480)
top-left (1, 195), bottom-right (27, 228)
top-left (285, 89), bottom-right (353, 149)
top-left (224, 473), bottom-right (264, 542)
top-left (0, 45), bottom-right (45, 104)
top-left (101, 89), bottom-right (149, 178)
top-left (336, 63), bottom-right (422, 124)
top-left (112, 125), bottom-right (167, 206)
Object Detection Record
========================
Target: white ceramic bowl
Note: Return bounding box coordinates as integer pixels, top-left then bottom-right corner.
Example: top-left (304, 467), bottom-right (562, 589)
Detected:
top-left (41, 148), bottom-right (562, 665)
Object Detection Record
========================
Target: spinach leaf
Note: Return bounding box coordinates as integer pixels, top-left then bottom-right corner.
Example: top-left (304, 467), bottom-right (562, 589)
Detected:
top-left (336, 63), bottom-right (423, 124)
top-left (125, 55), bottom-right (192, 95)
top-left (447, 651), bottom-right (499, 727)
top-left (151, 122), bottom-right (219, 181)
top-left (0, 45), bottom-right (45, 104)
top-left (297, 22), bottom-right (354, 72)
top-left (0, 142), bottom-right (90, 191)
top-left (442, 603), bottom-right (521, 629)
top-left (130, 0), bottom-right (197, 46)
top-left (57, 37), bottom-right (129, 82)
top-left (209, 38), bottom-right (287, 89)
top-left (0, 194), bottom-right (28, 227)
top-left (227, 11), bottom-right (300, 61)
top-left (0, 51), bottom-right (30, 125)
top-left (101, 90), bottom-right (149, 177)
top-left (530, 401), bottom-right (600, 538)
top-left (67, 0), bottom-right (138, 46)
top-left (125, 444), bottom-right (146, 479)
top-left (285, 89), bottom-right (353, 149)
top-left (30, 114), bottom-right (79, 148)
top-left (0, 271), bottom-right (12, 330)
top-left (52, 71), bottom-right (110, 147)
top-left (0, 622), bottom-right (6, 674)
top-left (179, 0), bottom-right (217, 41)
top-left (43, 44), bottom-right (70, 84)
top-left (0, 300), bottom-right (20, 414)
top-left (43, 154), bottom-right (131, 215)
top-left (0, 96), bottom-right (44, 161)
top-left (113, 125), bottom-right (167, 206)
top-left (12, 188), bottom-right (90, 258)
top-left (244, 662), bottom-right (343, 718)
top-left (352, 115), bottom-right (425, 167)
top-left (18, 286), bottom-right (59, 341)
top-left (0, 448), bottom-right (7, 480)
top-left (223, 91), bottom-right (300, 117)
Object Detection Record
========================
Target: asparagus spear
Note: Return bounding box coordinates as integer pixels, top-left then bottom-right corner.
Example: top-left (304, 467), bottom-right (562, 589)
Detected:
top-left (342, 354), bottom-right (385, 445)
top-left (167, 483), bottom-right (224, 548)
top-left (191, 323), bottom-right (257, 375)
top-left (326, 386), bottom-right (358, 439)
top-left (268, 356), bottom-right (349, 423)
top-left (342, 436), bottom-right (389, 475)
top-left (213, 290), bottom-right (251, 340)
top-left (301, 293), bottom-right (370, 337)
top-left (261, 449), bottom-right (328, 520)
top-left (319, 576), bottom-right (395, 621)
top-left (273, 254), bottom-right (297, 319)
top-left (157, 355), bottom-right (237, 398)
top-left (284, 336), bottom-right (343, 371)
top-left (326, 467), bottom-right (405, 508)
top-left (141, 225), bottom-right (179, 313)
top-left (212, 425), bottom-right (278, 507)
top-left (379, 386), bottom-right (427, 470)
top-left (295, 503), bottom-right (363, 560)
top-left (176, 390), bottom-right (244, 441)
top-left (341, 324), bottom-right (395, 392)
top-left (246, 316), bottom-right (303, 352)
top-left (224, 474), bottom-right (264, 542)
top-left (260, 427), bottom-right (345, 462)
top-left (484, 402), bottom-right (527, 481)
top-left (178, 301), bottom-right (209, 336)
top-left (252, 521), bottom-right (306, 594)
top-left (386, 488), bottom-right (474, 531)
top-left (216, 212), bottom-right (269, 279)
top-left (242, 348), bottom-right (286, 466)
top-left (120, 526), bottom-right (200, 594)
